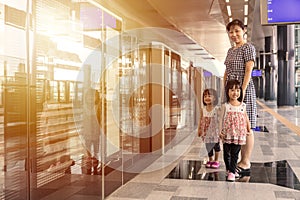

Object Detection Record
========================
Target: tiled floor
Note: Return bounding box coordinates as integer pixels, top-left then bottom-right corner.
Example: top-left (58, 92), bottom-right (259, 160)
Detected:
top-left (106, 100), bottom-right (300, 200)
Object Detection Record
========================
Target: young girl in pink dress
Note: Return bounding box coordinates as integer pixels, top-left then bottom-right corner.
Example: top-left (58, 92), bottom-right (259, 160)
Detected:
top-left (220, 79), bottom-right (252, 182)
top-left (198, 88), bottom-right (221, 169)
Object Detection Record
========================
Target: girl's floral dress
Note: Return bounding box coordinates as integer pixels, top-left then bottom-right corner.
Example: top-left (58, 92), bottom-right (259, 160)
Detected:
top-left (221, 102), bottom-right (247, 145)
top-left (199, 106), bottom-right (220, 143)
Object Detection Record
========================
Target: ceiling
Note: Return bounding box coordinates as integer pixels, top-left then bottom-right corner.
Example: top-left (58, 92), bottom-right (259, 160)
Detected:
top-left (97, 0), bottom-right (272, 76)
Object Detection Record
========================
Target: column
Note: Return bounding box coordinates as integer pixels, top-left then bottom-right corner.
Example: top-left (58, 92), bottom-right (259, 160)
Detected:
top-left (277, 25), bottom-right (295, 106)
top-left (259, 51), bottom-right (265, 99)
top-left (264, 36), bottom-right (276, 100)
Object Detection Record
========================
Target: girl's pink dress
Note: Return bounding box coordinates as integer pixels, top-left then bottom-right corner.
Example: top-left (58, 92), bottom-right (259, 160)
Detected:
top-left (222, 103), bottom-right (247, 145)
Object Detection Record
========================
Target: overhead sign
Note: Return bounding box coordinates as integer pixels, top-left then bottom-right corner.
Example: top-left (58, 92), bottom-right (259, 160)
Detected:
top-left (261, 0), bottom-right (300, 25)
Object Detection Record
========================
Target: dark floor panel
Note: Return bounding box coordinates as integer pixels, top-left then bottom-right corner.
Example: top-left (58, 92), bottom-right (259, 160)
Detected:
top-left (166, 160), bottom-right (300, 190)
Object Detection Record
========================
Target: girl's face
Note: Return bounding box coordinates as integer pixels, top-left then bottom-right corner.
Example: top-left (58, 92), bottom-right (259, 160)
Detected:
top-left (228, 25), bottom-right (245, 45)
top-left (228, 85), bottom-right (241, 100)
top-left (204, 93), bottom-right (215, 105)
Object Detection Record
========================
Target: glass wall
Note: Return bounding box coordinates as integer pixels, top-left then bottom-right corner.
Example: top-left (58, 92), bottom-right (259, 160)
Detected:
top-left (0, 1), bottom-right (199, 199)
top-left (0, 0), bottom-right (31, 199)
top-left (0, 0), bottom-right (123, 199)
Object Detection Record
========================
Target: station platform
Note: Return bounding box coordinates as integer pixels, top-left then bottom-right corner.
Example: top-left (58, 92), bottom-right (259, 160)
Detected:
top-left (105, 100), bottom-right (300, 200)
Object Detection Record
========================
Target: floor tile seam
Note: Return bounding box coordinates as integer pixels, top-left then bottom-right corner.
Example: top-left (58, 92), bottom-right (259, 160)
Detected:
top-left (257, 100), bottom-right (300, 136)
top-left (163, 173), bottom-right (296, 191)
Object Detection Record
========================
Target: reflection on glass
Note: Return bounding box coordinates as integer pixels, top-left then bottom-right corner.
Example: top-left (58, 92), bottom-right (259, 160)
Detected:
top-left (59, 81), bottom-right (66, 102)
top-left (0, 0), bottom-right (199, 199)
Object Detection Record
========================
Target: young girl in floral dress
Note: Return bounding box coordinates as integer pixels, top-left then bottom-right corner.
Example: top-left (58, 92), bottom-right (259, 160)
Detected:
top-left (198, 88), bottom-right (221, 169)
top-left (220, 79), bottom-right (252, 181)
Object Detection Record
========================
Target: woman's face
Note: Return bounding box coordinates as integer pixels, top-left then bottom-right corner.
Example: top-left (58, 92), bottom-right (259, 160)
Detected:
top-left (228, 25), bottom-right (245, 45)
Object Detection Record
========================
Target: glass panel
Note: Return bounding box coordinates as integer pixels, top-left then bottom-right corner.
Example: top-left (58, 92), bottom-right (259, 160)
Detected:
top-left (164, 50), bottom-right (171, 129)
top-left (59, 81), bottom-right (66, 102)
top-left (49, 80), bottom-right (58, 102)
top-left (170, 52), bottom-right (181, 129)
top-left (102, 9), bottom-right (123, 198)
top-left (1, 58), bottom-right (29, 200)
top-left (33, 0), bottom-right (124, 199)
top-left (33, 0), bottom-right (103, 198)
top-left (0, 0), bottom-right (30, 199)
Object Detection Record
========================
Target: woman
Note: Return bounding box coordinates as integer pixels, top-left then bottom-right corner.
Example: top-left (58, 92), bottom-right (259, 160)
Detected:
top-left (224, 19), bottom-right (256, 177)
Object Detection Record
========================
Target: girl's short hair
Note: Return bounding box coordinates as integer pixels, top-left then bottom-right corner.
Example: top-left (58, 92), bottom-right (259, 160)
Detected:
top-left (226, 19), bottom-right (245, 32)
top-left (225, 79), bottom-right (243, 102)
top-left (203, 88), bottom-right (218, 106)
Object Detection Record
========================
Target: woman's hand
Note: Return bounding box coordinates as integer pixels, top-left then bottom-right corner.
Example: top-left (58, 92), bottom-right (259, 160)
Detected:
top-left (247, 129), bottom-right (253, 136)
top-left (242, 89), bottom-right (246, 102)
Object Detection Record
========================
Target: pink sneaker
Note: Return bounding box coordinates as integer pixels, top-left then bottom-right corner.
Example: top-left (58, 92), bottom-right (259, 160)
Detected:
top-left (211, 161), bottom-right (220, 169)
top-left (227, 172), bottom-right (235, 182)
top-left (226, 171), bottom-right (239, 178)
top-left (205, 161), bottom-right (212, 168)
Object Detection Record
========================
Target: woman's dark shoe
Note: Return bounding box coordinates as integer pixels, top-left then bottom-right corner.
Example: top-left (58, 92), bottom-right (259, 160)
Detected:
top-left (236, 166), bottom-right (251, 177)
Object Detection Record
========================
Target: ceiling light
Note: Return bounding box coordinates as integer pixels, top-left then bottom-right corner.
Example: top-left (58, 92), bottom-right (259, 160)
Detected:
top-left (225, 0), bottom-right (230, 2)
top-left (244, 0), bottom-right (248, 1)
top-left (187, 48), bottom-right (204, 51)
top-left (244, 4), bottom-right (248, 16)
top-left (244, 16), bottom-right (248, 25)
top-left (226, 5), bottom-right (232, 16)
top-left (195, 53), bottom-right (209, 56)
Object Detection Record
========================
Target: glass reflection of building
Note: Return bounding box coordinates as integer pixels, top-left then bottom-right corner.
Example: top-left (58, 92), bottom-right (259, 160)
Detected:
top-left (0, 1), bottom-right (218, 199)
top-left (295, 25), bottom-right (300, 104)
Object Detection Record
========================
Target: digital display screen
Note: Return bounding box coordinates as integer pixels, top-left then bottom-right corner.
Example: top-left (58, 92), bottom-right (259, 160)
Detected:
top-left (261, 0), bottom-right (300, 25)
top-left (252, 69), bottom-right (262, 77)
top-left (268, 0), bottom-right (300, 24)
top-left (203, 70), bottom-right (212, 77)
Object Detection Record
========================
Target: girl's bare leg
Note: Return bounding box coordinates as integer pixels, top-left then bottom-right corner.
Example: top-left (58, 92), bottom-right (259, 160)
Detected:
top-left (214, 151), bottom-right (220, 162)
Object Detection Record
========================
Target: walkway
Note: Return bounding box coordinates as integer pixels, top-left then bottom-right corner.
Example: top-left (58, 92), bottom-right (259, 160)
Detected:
top-left (107, 100), bottom-right (300, 200)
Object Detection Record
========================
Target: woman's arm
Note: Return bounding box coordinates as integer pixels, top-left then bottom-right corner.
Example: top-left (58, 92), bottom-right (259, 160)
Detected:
top-left (222, 71), bottom-right (227, 103)
top-left (223, 71), bottom-right (227, 87)
top-left (242, 60), bottom-right (254, 100)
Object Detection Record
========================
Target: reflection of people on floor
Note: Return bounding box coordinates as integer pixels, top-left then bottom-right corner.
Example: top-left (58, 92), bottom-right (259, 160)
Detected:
top-left (198, 89), bottom-right (221, 169)
top-left (81, 88), bottom-right (101, 175)
top-left (207, 172), bottom-right (219, 181)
